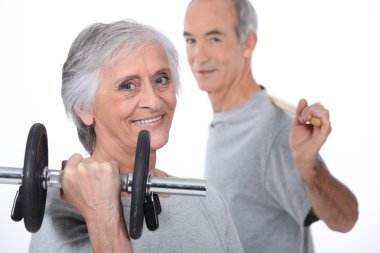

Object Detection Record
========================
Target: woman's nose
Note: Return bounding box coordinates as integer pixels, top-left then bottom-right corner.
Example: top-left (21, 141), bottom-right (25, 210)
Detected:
top-left (138, 84), bottom-right (162, 111)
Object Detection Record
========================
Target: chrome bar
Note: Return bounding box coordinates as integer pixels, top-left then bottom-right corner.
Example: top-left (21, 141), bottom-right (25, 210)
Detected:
top-left (121, 174), bottom-right (131, 192)
top-left (0, 167), bottom-right (207, 197)
top-left (148, 176), bottom-right (206, 196)
top-left (46, 169), bottom-right (62, 189)
top-left (124, 173), bottom-right (206, 196)
top-left (0, 166), bottom-right (22, 185)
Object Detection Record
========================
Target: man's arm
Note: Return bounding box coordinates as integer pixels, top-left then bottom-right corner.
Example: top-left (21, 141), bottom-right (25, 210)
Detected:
top-left (290, 99), bottom-right (358, 232)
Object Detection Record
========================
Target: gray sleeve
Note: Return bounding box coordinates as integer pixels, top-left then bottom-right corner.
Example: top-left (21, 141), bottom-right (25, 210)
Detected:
top-left (29, 189), bottom-right (92, 253)
top-left (264, 127), bottom-right (311, 226)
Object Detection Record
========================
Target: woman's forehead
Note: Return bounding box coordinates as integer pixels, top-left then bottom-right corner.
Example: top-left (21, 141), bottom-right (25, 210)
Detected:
top-left (99, 43), bottom-right (170, 81)
top-left (110, 42), bottom-right (169, 66)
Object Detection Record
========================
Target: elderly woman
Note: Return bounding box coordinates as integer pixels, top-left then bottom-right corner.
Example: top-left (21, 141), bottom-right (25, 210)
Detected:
top-left (28, 20), bottom-right (243, 252)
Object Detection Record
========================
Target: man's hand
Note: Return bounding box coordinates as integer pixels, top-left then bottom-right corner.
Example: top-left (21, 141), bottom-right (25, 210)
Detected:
top-left (290, 99), bottom-right (332, 180)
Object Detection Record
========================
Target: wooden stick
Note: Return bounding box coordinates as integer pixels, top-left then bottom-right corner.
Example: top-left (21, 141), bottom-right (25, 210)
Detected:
top-left (269, 96), bottom-right (322, 128)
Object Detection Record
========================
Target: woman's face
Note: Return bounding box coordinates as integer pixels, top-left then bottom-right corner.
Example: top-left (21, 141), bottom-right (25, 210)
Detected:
top-left (88, 42), bottom-right (177, 153)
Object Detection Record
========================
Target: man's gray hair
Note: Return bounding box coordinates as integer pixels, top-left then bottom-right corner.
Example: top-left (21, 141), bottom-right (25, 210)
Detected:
top-left (61, 19), bottom-right (181, 153)
top-left (235, 0), bottom-right (258, 43)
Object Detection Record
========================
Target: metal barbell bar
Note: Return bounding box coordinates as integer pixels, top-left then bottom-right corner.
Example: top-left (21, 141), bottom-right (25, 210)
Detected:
top-left (0, 167), bottom-right (207, 197)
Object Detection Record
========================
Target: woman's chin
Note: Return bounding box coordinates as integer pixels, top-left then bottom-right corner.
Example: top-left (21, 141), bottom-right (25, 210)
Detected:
top-left (150, 136), bottom-right (169, 151)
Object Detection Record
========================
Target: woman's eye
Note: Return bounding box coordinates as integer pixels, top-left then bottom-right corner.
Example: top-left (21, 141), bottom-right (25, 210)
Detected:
top-left (156, 76), bottom-right (169, 86)
top-left (120, 82), bottom-right (136, 91)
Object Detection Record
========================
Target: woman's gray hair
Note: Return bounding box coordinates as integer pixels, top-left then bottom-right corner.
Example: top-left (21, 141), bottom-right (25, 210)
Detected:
top-left (61, 19), bottom-right (181, 154)
top-left (234, 0), bottom-right (258, 44)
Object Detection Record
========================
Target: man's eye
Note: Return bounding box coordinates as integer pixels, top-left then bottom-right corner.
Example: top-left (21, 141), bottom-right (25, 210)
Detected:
top-left (210, 37), bottom-right (221, 43)
top-left (185, 38), bottom-right (195, 45)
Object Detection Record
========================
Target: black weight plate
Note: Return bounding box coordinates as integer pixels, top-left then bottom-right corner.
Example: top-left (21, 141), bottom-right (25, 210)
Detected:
top-left (143, 194), bottom-right (159, 231)
top-left (22, 123), bottom-right (48, 233)
top-left (129, 130), bottom-right (150, 239)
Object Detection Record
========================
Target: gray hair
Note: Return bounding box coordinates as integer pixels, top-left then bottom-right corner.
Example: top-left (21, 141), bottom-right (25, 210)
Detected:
top-left (61, 19), bottom-right (181, 154)
top-left (234, 0), bottom-right (258, 44)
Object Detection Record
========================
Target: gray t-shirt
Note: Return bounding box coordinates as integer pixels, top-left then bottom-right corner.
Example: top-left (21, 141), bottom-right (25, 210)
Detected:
top-left (29, 184), bottom-right (243, 252)
top-left (204, 89), bottom-right (314, 253)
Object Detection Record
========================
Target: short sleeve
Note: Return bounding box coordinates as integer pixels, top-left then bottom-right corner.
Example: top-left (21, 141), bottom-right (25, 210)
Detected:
top-left (264, 127), bottom-right (311, 226)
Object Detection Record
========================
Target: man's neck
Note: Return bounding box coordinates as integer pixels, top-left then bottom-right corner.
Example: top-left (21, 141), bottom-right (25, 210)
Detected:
top-left (208, 72), bottom-right (261, 112)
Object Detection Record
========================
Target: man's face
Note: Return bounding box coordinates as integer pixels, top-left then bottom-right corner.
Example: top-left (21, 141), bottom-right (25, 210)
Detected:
top-left (183, 0), bottom-right (247, 94)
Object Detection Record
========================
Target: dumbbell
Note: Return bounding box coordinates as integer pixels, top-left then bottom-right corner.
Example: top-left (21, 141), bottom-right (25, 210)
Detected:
top-left (0, 123), bottom-right (206, 239)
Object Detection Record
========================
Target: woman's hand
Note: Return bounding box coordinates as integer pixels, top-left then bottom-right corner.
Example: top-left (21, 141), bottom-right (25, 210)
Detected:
top-left (61, 153), bottom-right (133, 253)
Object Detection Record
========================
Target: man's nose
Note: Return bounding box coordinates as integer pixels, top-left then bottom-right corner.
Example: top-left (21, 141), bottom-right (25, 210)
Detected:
top-left (193, 43), bottom-right (209, 63)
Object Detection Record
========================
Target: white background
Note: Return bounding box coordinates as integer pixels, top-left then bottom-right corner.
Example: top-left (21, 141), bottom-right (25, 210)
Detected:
top-left (0, 0), bottom-right (379, 252)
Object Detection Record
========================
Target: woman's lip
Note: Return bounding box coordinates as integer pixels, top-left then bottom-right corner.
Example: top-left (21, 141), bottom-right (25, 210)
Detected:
top-left (132, 114), bottom-right (163, 125)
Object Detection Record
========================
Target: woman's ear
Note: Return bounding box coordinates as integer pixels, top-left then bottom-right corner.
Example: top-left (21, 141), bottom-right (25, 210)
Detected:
top-left (243, 31), bottom-right (257, 58)
top-left (77, 110), bottom-right (94, 126)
